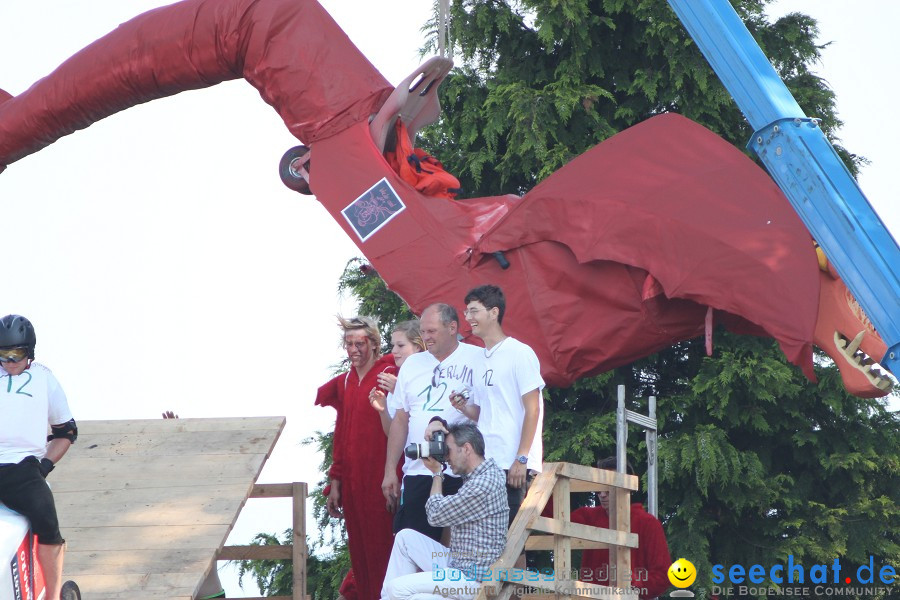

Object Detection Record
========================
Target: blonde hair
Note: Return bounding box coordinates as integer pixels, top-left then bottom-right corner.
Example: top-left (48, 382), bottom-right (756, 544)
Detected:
top-left (393, 319), bottom-right (425, 352)
top-left (337, 315), bottom-right (382, 357)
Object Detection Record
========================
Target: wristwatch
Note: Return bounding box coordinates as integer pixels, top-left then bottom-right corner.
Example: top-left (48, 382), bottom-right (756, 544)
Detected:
top-left (516, 455), bottom-right (528, 465)
top-left (432, 472), bottom-right (444, 480)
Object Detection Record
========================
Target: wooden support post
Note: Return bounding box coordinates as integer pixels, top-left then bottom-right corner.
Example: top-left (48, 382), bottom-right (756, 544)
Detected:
top-left (552, 477), bottom-right (571, 599)
top-left (293, 482), bottom-right (308, 600)
top-left (610, 486), bottom-right (631, 590)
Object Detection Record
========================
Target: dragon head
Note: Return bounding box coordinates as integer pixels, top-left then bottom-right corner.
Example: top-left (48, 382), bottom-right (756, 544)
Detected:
top-left (813, 244), bottom-right (894, 398)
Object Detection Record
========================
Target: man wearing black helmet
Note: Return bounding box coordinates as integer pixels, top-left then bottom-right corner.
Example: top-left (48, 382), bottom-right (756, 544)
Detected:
top-left (0, 314), bottom-right (77, 600)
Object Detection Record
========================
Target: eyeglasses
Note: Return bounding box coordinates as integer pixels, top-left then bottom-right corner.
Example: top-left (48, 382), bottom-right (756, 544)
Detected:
top-left (462, 308), bottom-right (482, 317)
top-left (0, 347), bottom-right (28, 363)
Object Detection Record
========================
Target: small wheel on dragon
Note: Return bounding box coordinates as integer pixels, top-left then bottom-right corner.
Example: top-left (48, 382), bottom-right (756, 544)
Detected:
top-left (279, 145), bottom-right (313, 194)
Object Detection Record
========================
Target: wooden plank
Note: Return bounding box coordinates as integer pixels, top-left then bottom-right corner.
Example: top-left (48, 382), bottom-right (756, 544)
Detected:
top-left (56, 484), bottom-right (250, 527)
top-left (219, 545), bottom-right (293, 560)
top-left (525, 536), bottom-right (612, 551)
top-left (76, 417), bottom-right (286, 434)
top-left (56, 572), bottom-right (204, 592)
top-left (65, 430), bottom-right (280, 457)
top-left (553, 477), bottom-right (572, 595)
top-left (482, 464), bottom-right (562, 596)
top-left (44, 417), bottom-right (285, 599)
top-left (612, 487), bottom-right (631, 589)
top-left (61, 525), bottom-right (227, 551)
top-left (64, 548), bottom-right (212, 573)
top-left (529, 518), bottom-right (638, 549)
top-left (252, 483), bottom-right (295, 498)
top-left (494, 582), bottom-right (519, 600)
top-left (293, 482), bottom-right (309, 600)
top-left (569, 481), bottom-right (611, 493)
top-left (50, 454), bottom-right (263, 492)
top-left (556, 463), bottom-right (638, 492)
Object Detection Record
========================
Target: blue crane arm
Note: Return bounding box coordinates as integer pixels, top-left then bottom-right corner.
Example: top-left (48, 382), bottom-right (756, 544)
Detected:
top-left (667, 0), bottom-right (900, 376)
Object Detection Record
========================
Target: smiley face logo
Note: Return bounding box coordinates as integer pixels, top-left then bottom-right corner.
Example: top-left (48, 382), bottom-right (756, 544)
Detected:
top-left (668, 558), bottom-right (697, 588)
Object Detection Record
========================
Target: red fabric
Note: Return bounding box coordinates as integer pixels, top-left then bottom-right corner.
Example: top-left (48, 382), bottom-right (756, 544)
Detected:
top-left (475, 113), bottom-right (819, 382)
top-left (311, 115), bottom-right (857, 392)
top-left (338, 569), bottom-right (358, 600)
top-left (0, 0), bottom-right (392, 167)
top-left (317, 354), bottom-right (396, 600)
top-left (572, 504), bottom-right (672, 600)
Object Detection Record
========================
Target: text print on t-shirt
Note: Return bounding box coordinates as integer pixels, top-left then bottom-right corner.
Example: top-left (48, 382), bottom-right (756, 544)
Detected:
top-left (436, 363), bottom-right (476, 389)
top-left (418, 382), bottom-right (448, 411)
top-left (482, 370), bottom-right (494, 387)
top-left (4, 371), bottom-right (33, 396)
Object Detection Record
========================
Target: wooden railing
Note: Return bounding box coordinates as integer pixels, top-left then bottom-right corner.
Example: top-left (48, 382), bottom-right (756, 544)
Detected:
top-left (217, 482), bottom-right (309, 600)
top-left (476, 462), bottom-right (640, 600)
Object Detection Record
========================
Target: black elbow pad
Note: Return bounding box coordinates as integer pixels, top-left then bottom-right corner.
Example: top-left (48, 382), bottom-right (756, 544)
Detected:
top-left (48, 419), bottom-right (78, 444)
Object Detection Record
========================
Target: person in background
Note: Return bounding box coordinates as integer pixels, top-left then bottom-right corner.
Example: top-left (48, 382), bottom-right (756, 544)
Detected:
top-left (572, 457), bottom-right (671, 599)
top-left (369, 320), bottom-right (426, 434)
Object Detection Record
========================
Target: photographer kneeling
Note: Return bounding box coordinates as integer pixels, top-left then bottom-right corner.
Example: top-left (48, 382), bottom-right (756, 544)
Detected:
top-left (381, 421), bottom-right (508, 600)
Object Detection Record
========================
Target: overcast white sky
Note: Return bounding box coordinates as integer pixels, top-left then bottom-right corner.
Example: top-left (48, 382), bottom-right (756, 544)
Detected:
top-left (0, 0), bottom-right (896, 595)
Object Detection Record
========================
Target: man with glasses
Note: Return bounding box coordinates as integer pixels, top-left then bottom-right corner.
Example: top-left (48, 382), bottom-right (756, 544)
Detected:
top-left (381, 422), bottom-right (507, 600)
top-left (0, 314), bottom-right (78, 600)
top-left (455, 285), bottom-right (544, 527)
top-left (382, 304), bottom-right (484, 543)
top-left (316, 315), bottom-right (398, 600)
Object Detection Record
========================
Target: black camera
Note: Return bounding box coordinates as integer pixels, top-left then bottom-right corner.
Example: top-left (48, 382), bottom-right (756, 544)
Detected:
top-left (404, 430), bottom-right (447, 463)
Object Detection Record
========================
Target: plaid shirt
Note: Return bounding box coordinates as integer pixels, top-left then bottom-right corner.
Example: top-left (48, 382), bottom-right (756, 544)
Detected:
top-left (425, 458), bottom-right (508, 580)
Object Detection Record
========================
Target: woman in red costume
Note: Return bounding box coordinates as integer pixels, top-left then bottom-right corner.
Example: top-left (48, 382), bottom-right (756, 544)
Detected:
top-left (316, 316), bottom-right (397, 600)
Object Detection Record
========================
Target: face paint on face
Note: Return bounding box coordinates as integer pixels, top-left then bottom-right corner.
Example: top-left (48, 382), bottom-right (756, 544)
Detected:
top-left (344, 330), bottom-right (374, 369)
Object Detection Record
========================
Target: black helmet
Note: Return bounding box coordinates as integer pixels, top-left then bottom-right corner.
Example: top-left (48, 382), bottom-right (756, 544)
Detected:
top-left (0, 315), bottom-right (37, 359)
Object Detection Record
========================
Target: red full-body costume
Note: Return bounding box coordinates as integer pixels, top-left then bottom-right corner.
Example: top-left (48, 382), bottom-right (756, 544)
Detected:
top-left (316, 354), bottom-right (396, 600)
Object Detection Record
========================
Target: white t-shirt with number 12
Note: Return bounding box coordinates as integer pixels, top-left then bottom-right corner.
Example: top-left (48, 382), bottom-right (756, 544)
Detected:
top-left (0, 363), bottom-right (73, 464)
top-left (392, 342), bottom-right (484, 477)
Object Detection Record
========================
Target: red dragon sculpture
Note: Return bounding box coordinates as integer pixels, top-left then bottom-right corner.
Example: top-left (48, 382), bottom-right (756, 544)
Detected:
top-left (0, 0), bottom-right (891, 397)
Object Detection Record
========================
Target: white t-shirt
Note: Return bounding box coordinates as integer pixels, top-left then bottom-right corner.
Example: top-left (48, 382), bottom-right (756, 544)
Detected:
top-left (392, 343), bottom-right (484, 477)
top-left (474, 337), bottom-right (545, 472)
top-left (0, 363), bottom-right (73, 464)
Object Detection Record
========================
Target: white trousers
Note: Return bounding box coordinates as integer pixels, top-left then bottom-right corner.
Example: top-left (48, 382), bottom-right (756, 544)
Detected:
top-left (381, 529), bottom-right (481, 600)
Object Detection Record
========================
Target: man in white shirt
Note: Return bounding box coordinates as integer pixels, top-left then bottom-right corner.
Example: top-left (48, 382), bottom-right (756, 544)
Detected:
top-left (382, 303), bottom-right (484, 542)
top-left (452, 285), bottom-right (545, 526)
top-left (0, 315), bottom-right (77, 600)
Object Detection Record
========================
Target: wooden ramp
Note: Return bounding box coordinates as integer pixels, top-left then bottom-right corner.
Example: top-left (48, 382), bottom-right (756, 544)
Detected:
top-left (50, 417), bottom-right (285, 599)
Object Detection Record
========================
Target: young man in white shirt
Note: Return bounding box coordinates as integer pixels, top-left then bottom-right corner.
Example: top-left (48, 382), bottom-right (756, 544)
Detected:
top-left (382, 303), bottom-right (484, 542)
top-left (452, 285), bottom-right (545, 526)
top-left (0, 315), bottom-right (77, 600)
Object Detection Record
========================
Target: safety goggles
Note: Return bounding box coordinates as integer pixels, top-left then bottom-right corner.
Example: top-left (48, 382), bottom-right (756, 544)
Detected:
top-left (0, 347), bottom-right (28, 363)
